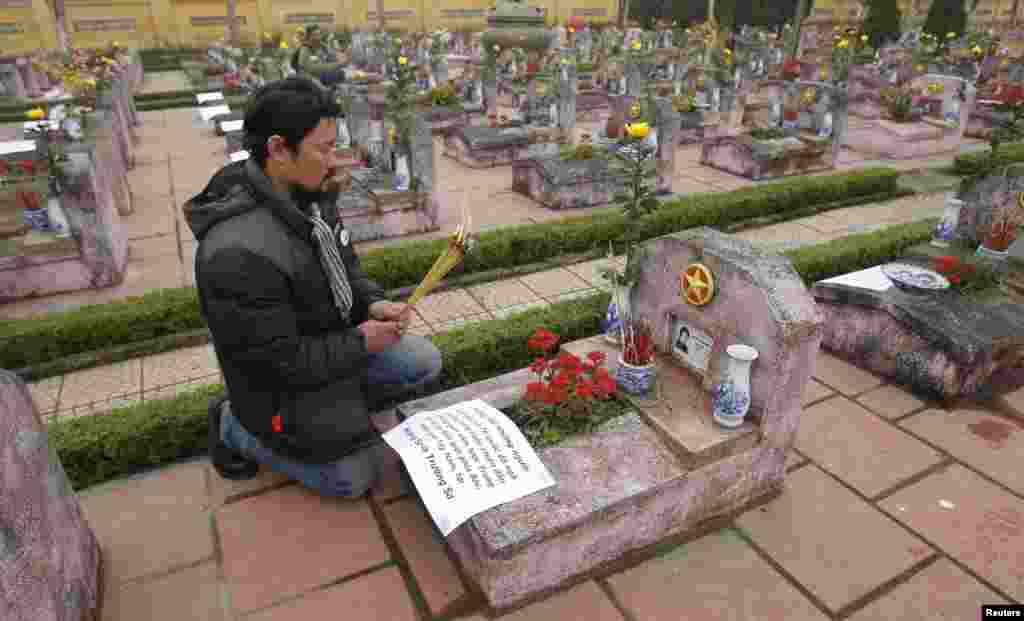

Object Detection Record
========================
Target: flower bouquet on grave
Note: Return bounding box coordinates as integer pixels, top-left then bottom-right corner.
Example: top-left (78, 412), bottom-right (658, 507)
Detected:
top-left (406, 194), bottom-right (475, 307)
top-left (514, 328), bottom-right (620, 448)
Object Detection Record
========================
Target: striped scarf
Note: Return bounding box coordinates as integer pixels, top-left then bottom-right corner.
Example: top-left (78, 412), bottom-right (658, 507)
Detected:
top-left (308, 202), bottom-right (353, 320)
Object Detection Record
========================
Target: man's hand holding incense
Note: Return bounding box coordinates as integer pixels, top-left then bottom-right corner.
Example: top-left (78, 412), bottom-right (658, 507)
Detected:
top-left (358, 320), bottom-right (404, 353)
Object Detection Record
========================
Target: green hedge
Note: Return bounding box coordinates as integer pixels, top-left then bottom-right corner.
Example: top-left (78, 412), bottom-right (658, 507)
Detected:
top-left (49, 219), bottom-right (936, 491)
top-left (952, 143), bottom-right (1024, 176)
top-left (0, 168), bottom-right (900, 372)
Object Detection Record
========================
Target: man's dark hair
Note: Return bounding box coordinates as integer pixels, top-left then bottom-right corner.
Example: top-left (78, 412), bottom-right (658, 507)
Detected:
top-left (243, 77), bottom-right (341, 167)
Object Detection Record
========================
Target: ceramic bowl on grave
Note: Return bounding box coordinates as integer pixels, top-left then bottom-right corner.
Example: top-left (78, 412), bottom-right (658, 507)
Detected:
top-left (881, 262), bottom-right (951, 292)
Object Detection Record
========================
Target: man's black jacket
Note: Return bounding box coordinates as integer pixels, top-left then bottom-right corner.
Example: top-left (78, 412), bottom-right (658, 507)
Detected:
top-left (184, 159), bottom-right (386, 463)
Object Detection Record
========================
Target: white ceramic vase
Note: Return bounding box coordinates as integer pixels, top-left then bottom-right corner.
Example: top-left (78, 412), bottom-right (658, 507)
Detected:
top-left (712, 344), bottom-right (758, 429)
top-left (394, 153), bottom-right (410, 192)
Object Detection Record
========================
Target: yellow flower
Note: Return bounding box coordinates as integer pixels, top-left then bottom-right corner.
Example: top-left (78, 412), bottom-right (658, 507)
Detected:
top-left (837, 39), bottom-right (849, 49)
top-left (625, 121), bottom-right (650, 139)
top-left (26, 108), bottom-right (45, 120)
top-left (280, 41), bottom-right (289, 49)
top-left (972, 45), bottom-right (983, 54)
top-left (630, 103), bottom-right (641, 118)
top-left (915, 64), bottom-right (925, 72)
top-left (946, 32), bottom-right (956, 39)
top-left (398, 56), bottom-right (408, 65)
top-left (861, 34), bottom-right (869, 42)
top-left (631, 40), bottom-right (641, 50)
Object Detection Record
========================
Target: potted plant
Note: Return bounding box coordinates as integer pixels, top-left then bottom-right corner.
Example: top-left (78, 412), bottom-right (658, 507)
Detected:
top-left (600, 120), bottom-right (658, 344)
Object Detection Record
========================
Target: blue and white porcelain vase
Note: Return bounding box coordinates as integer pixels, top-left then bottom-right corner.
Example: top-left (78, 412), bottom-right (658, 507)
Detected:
top-left (616, 357), bottom-right (655, 397)
top-left (931, 194), bottom-right (963, 248)
top-left (393, 153), bottom-right (410, 192)
top-left (603, 284), bottom-right (630, 345)
top-left (713, 344), bottom-right (758, 428)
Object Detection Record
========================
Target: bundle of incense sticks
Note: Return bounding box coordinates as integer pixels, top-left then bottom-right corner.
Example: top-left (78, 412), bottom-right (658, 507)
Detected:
top-left (407, 192), bottom-right (473, 307)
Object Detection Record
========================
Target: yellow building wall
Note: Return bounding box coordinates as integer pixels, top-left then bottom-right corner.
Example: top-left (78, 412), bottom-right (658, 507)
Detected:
top-left (0, 0), bottom-right (53, 54)
top-left (172, 0), bottom-right (260, 44)
top-left (64, 0), bottom-right (151, 48)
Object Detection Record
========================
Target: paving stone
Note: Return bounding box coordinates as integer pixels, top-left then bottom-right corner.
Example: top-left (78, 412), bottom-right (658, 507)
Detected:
top-left (56, 394), bottom-right (142, 421)
top-left (736, 222), bottom-right (825, 248)
top-left (879, 465), bottom-right (1024, 602)
top-left (79, 462), bottom-right (213, 584)
top-left (101, 562), bottom-right (224, 621)
top-left (216, 485), bottom-right (390, 613)
top-left (414, 289), bottom-right (488, 324)
top-left (607, 529), bottom-right (829, 621)
top-left (245, 567), bottom-right (417, 621)
top-left (564, 258), bottom-right (615, 287)
top-left (383, 499), bottom-right (467, 615)
top-left (812, 353), bottom-right (884, 396)
top-left (856, 384), bottom-right (927, 419)
top-left (498, 581), bottom-right (623, 621)
top-left (900, 408), bottom-right (1024, 496)
top-left (27, 376), bottom-right (62, 414)
top-left (845, 558), bottom-right (1009, 621)
top-left (786, 449), bottom-right (807, 470)
top-left (1002, 385), bottom-right (1024, 420)
top-left (465, 279), bottom-right (541, 311)
top-left (736, 465), bottom-right (934, 614)
top-left (801, 379), bottom-right (834, 407)
top-left (518, 267), bottom-right (592, 298)
top-left (548, 288), bottom-right (600, 304)
top-left (795, 397), bottom-right (943, 498)
top-left (142, 344), bottom-right (220, 390)
top-left (60, 358), bottom-right (141, 409)
top-left (142, 377), bottom-right (221, 403)
top-left (205, 462), bottom-right (293, 507)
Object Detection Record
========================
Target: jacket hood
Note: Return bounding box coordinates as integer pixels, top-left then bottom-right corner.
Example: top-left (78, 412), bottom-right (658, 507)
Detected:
top-left (182, 160), bottom-right (260, 241)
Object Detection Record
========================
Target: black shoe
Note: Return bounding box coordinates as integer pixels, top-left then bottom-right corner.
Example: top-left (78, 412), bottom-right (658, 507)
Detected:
top-left (209, 396), bottom-right (260, 481)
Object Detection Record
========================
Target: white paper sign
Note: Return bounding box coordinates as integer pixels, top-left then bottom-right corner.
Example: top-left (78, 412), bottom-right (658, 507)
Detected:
top-left (196, 91), bottom-right (224, 104)
top-left (23, 120), bottom-right (59, 131)
top-left (382, 399), bottom-right (556, 536)
top-left (220, 119), bottom-right (244, 132)
top-left (0, 140), bottom-right (37, 156)
top-left (820, 265), bottom-right (894, 292)
top-left (197, 105), bottom-right (232, 123)
top-left (228, 150), bottom-right (250, 162)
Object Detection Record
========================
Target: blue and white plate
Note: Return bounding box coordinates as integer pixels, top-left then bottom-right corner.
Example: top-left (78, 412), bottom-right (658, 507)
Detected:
top-left (881, 262), bottom-right (951, 291)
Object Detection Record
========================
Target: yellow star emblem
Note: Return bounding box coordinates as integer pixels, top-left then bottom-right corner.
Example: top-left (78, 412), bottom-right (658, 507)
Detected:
top-left (680, 263), bottom-right (715, 306)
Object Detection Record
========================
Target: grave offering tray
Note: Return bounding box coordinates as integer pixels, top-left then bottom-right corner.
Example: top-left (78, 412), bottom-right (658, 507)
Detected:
top-left (813, 263), bottom-right (1024, 400)
top-left (395, 228), bottom-right (823, 609)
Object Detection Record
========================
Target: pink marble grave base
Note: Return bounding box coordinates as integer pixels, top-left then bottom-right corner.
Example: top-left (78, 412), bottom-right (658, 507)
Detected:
top-left (0, 369), bottom-right (103, 621)
top-left (511, 161), bottom-right (620, 209)
top-left (442, 135), bottom-right (527, 168)
top-left (843, 120), bottom-right (962, 159)
top-left (699, 137), bottom-right (836, 181)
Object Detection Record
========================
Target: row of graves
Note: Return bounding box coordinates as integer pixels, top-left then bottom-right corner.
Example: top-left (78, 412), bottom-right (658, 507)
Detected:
top-left (0, 47), bottom-right (143, 302)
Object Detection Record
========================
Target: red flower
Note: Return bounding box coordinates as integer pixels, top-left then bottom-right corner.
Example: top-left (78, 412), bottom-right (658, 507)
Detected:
top-left (527, 328), bottom-right (559, 353)
top-left (525, 381), bottom-right (547, 401)
top-left (587, 351), bottom-right (607, 365)
top-left (595, 372), bottom-right (617, 397)
top-left (948, 273), bottom-right (962, 285)
top-left (529, 357), bottom-right (547, 374)
top-left (271, 414), bottom-right (283, 433)
top-left (933, 255), bottom-right (962, 275)
top-left (551, 371), bottom-right (571, 387)
top-left (545, 385), bottom-right (569, 405)
top-left (575, 379), bottom-right (595, 399)
top-left (558, 352), bottom-right (582, 375)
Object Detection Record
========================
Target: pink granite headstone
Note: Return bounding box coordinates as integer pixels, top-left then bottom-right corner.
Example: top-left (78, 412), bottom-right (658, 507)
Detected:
top-left (0, 370), bottom-right (102, 621)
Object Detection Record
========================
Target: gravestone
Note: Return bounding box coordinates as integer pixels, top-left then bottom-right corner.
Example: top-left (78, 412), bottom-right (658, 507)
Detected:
top-left (0, 370), bottom-right (103, 621)
top-left (558, 61), bottom-right (577, 135)
top-left (956, 164), bottom-right (1024, 246)
top-left (410, 111), bottom-right (436, 213)
top-left (427, 227), bottom-right (823, 609)
top-left (653, 98), bottom-right (679, 195)
top-left (348, 95), bottom-right (371, 148)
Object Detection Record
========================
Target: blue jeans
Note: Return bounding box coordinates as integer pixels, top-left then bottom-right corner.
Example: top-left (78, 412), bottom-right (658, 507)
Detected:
top-left (221, 335), bottom-right (442, 498)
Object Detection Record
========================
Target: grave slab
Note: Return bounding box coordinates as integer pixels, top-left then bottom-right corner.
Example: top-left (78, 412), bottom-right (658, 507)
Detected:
top-left (394, 228), bottom-right (822, 609)
top-left (812, 264), bottom-right (1024, 400)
